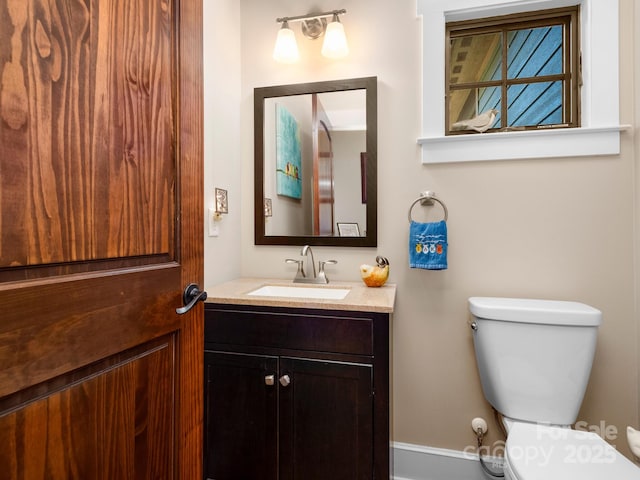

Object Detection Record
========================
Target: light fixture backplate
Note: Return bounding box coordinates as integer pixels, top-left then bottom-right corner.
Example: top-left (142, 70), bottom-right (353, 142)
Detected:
top-left (301, 18), bottom-right (327, 39)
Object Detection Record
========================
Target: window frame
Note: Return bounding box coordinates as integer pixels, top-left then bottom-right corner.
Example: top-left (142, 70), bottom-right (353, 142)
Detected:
top-left (416, 0), bottom-right (623, 164)
top-left (445, 7), bottom-right (580, 135)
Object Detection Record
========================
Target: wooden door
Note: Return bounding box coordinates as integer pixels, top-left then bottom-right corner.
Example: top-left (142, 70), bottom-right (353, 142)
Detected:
top-left (312, 94), bottom-right (335, 236)
top-left (204, 352), bottom-right (278, 480)
top-left (279, 357), bottom-right (373, 480)
top-left (0, 0), bottom-right (203, 478)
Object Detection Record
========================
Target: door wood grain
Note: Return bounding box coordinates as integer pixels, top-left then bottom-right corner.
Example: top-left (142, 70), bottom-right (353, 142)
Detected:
top-left (0, 0), bottom-right (203, 478)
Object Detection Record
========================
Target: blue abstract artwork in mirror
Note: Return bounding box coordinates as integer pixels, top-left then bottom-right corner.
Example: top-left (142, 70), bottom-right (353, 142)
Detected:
top-left (275, 104), bottom-right (302, 199)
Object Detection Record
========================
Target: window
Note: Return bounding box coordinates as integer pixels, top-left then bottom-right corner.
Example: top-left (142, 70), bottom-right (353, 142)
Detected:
top-left (417, 0), bottom-right (622, 163)
top-left (446, 7), bottom-right (580, 135)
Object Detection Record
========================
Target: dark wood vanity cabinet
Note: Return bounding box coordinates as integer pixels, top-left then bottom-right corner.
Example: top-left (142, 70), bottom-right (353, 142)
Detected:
top-left (204, 302), bottom-right (390, 480)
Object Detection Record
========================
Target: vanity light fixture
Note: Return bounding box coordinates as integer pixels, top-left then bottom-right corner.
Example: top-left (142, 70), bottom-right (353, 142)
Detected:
top-left (273, 9), bottom-right (348, 63)
top-left (321, 13), bottom-right (349, 59)
top-left (273, 20), bottom-right (299, 63)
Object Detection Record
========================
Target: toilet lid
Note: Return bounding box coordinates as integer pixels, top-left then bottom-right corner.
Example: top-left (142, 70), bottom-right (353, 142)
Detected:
top-left (506, 422), bottom-right (640, 479)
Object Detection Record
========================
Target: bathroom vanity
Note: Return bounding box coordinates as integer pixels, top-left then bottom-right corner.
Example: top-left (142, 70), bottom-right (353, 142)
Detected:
top-left (203, 278), bottom-right (395, 480)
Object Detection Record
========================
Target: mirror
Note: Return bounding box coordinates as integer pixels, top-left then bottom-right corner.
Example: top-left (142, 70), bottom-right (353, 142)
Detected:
top-left (254, 77), bottom-right (377, 247)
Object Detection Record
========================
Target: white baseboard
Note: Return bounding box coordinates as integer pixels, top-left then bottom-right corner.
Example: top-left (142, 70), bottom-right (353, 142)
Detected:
top-left (392, 442), bottom-right (504, 480)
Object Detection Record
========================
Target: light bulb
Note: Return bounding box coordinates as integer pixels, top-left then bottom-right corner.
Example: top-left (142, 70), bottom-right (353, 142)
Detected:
top-left (321, 15), bottom-right (348, 59)
top-left (273, 21), bottom-right (299, 63)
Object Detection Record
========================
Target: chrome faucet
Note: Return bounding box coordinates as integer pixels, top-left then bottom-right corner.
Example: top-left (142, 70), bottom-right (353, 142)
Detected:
top-left (285, 245), bottom-right (337, 284)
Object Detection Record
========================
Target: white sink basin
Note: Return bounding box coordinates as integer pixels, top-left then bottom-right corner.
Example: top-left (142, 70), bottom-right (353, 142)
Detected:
top-left (247, 284), bottom-right (351, 300)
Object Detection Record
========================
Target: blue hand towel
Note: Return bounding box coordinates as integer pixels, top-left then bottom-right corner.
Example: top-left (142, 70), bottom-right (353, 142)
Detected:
top-left (409, 220), bottom-right (448, 270)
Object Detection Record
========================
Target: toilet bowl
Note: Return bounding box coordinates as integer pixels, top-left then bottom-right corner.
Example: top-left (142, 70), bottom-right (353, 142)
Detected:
top-left (468, 297), bottom-right (640, 479)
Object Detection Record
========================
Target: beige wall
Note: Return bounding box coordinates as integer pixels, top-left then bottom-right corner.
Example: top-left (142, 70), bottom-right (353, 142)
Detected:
top-left (206, 0), bottom-right (640, 459)
top-left (203, 0), bottom-right (243, 286)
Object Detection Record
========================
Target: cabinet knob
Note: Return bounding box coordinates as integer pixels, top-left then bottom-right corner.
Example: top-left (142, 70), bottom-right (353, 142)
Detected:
top-left (279, 374), bottom-right (291, 387)
top-left (265, 374), bottom-right (275, 386)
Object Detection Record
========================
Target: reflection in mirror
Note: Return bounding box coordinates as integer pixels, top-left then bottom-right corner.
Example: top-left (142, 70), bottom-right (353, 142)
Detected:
top-left (263, 91), bottom-right (366, 236)
top-left (254, 77), bottom-right (377, 247)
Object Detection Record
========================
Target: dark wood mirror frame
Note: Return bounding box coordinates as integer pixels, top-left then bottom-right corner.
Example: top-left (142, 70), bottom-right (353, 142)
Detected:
top-left (254, 76), bottom-right (377, 247)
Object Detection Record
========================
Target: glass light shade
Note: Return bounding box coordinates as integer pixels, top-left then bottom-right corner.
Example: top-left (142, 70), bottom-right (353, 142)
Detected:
top-left (273, 24), bottom-right (299, 63)
top-left (321, 18), bottom-right (349, 59)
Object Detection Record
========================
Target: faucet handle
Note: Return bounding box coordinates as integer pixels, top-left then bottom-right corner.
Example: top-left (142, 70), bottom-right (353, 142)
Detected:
top-left (285, 258), bottom-right (305, 278)
top-left (319, 260), bottom-right (337, 271)
top-left (317, 260), bottom-right (337, 283)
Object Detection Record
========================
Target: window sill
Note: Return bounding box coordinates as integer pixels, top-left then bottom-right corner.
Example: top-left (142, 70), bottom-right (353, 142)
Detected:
top-left (417, 126), bottom-right (629, 164)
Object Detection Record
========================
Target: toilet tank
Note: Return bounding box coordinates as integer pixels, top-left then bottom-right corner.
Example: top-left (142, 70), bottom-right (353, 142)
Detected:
top-left (469, 297), bottom-right (602, 426)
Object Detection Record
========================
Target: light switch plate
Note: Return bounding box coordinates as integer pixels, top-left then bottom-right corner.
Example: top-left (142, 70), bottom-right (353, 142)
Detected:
top-left (208, 208), bottom-right (219, 237)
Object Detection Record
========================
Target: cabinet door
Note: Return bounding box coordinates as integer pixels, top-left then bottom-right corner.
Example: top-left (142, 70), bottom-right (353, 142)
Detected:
top-left (204, 352), bottom-right (278, 480)
top-left (279, 358), bottom-right (373, 480)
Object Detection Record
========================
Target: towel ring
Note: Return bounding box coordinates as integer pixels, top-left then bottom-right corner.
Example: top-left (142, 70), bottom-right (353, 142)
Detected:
top-left (408, 191), bottom-right (448, 223)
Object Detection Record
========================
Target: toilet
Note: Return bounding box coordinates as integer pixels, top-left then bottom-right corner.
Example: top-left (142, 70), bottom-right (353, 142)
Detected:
top-left (468, 296), bottom-right (640, 479)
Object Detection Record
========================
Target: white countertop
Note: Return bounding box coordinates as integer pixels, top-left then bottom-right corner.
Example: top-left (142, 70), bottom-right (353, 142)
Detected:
top-left (205, 277), bottom-right (396, 313)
